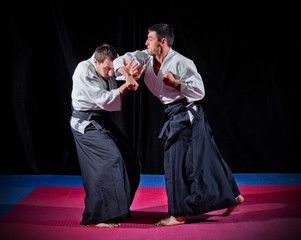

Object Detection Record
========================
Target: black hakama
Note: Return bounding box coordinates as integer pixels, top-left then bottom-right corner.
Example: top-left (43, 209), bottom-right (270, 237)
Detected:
top-left (72, 112), bottom-right (140, 225)
top-left (159, 100), bottom-right (240, 217)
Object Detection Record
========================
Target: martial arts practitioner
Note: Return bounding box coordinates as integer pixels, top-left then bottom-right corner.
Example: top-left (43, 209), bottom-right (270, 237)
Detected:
top-left (114, 24), bottom-right (244, 226)
top-left (70, 44), bottom-right (144, 228)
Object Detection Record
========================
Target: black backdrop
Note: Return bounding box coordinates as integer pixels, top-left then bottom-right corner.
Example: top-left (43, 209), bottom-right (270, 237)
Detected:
top-left (3, 2), bottom-right (300, 175)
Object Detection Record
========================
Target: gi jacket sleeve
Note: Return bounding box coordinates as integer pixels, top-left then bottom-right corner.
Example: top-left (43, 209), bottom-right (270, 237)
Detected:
top-left (72, 62), bottom-right (121, 111)
top-left (177, 58), bottom-right (205, 102)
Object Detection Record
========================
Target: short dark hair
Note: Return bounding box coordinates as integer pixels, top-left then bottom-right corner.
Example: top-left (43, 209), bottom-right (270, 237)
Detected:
top-left (94, 44), bottom-right (117, 63)
top-left (148, 23), bottom-right (174, 47)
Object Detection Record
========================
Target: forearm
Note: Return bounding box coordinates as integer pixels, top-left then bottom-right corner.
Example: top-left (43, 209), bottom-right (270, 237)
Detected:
top-left (119, 82), bottom-right (130, 98)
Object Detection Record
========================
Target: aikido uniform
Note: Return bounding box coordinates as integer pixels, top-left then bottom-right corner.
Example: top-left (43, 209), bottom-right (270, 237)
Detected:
top-left (114, 48), bottom-right (240, 217)
top-left (70, 54), bottom-right (140, 225)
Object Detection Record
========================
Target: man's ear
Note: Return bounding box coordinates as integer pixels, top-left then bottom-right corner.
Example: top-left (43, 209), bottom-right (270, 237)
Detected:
top-left (94, 58), bottom-right (98, 65)
top-left (161, 38), bottom-right (167, 45)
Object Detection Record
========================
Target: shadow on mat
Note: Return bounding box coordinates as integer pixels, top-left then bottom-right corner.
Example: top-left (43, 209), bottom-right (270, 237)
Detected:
top-left (120, 208), bottom-right (218, 228)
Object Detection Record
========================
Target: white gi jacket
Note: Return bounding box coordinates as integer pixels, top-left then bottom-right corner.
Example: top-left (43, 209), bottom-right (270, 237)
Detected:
top-left (71, 54), bottom-right (121, 134)
top-left (113, 48), bottom-right (205, 121)
top-left (113, 48), bottom-right (205, 104)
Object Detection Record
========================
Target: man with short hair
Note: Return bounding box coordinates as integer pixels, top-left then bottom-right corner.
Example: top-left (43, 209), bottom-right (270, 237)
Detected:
top-left (70, 44), bottom-right (144, 227)
top-left (114, 24), bottom-right (244, 226)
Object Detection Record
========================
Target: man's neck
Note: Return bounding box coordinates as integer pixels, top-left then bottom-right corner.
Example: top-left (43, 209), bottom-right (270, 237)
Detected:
top-left (155, 47), bottom-right (170, 64)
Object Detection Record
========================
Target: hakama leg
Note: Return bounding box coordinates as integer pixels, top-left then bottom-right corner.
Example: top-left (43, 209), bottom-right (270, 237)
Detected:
top-left (105, 121), bottom-right (140, 203)
top-left (72, 124), bottom-right (132, 225)
top-left (163, 104), bottom-right (240, 217)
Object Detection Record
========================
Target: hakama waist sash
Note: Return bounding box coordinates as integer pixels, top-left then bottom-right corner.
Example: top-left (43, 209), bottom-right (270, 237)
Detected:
top-left (72, 110), bottom-right (111, 130)
top-left (158, 99), bottom-right (201, 148)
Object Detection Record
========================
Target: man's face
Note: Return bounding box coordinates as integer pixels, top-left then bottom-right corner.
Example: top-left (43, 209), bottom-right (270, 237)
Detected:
top-left (94, 58), bottom-right (114, 80)
top-left (145, 31), bottom-right (162, 56)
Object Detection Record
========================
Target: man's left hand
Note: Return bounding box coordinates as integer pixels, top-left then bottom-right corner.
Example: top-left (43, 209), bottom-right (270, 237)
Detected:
top-left (123, 58), bottom-right (147, 81)
top-left (163, 71), bottom-right (181, 90)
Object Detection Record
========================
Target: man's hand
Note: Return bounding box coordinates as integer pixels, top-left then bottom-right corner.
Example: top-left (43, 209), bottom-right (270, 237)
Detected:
top-left (163, 71), bottom-right (181, 90)
top-left (120, 58), bottom-right (147, 91)
top-left (123, 58), bottom-right (147, 81)
top-left (117, 58), bottom-right (147, 91)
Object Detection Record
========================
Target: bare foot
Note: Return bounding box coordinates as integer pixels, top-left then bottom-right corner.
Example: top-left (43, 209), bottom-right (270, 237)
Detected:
top-left (155, 216), bottom-right (186, 226)
top-left (223, 195), bottom-right (244, 216)
top-left (94, 222), bottom-right (120, 228)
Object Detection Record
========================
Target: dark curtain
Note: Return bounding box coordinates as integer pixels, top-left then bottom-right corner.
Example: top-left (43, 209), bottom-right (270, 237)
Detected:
top-left (3, 2), bottom-right (300, 174)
